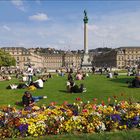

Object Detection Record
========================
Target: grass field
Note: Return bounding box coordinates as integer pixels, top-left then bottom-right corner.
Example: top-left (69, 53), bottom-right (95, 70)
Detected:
top-left (0, 73), bottom-right (139, 108)
top-left (5, 130), bottom-right (140, 140)
top-left (1, 74), bottom-right (140, 140)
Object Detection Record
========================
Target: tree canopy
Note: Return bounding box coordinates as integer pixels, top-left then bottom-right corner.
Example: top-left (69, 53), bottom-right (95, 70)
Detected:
top-left (0, 49), bottom-right (16, 67)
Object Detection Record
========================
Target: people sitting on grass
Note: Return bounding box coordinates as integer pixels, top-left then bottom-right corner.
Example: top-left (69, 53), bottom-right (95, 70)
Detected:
top-left (0, 75), bottom-right (6, 81)
top-left (47, 73), bottom-right (52, 78)
top-left (66, 80), bottom-right (86, 93)
top-left (7, 84), bottom-right (18, 89)
top-left (6, 76), bottom-right (45, 90)
top-left (106, 71), bottom-right (113, 78)
top-left (22, 74), bottom-right (28, 82)
top-left (114, 71), bottom-right (118, 78)
top-left (75, 72), bottom-right (83, 80)
top-left (68, 72), bottom-right (73, 81)
top-left (7, 83), bottom-right (28, 89)
top-left (29, 77), bottom-right (44, 89)
top-left (6, 75), bottom-right (12, 80)
top-left (66, 80), bottom-right (71, 92)
top-left (70, 83), bottom-right (86, 93)
top-left (128, 76), bottom-right (140, 88)
top-left (22, 91), bottom-right (47, 107)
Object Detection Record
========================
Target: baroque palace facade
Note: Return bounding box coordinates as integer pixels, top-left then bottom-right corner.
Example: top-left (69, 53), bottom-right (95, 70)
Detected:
top-left (1, 46), bottom-right (140, 70)
top-left (94, 47), bottom-right (140, 69)
top-left (1, 47), bottom-right (82, 70)
top-left (1, 47), bottom-right (44, 69)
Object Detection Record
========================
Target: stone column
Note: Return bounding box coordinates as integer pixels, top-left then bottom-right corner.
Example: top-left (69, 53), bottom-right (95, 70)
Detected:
top-left (83, 10), bottom-right (88, 54)
top-left (84, 22), bottom-right (88, 54)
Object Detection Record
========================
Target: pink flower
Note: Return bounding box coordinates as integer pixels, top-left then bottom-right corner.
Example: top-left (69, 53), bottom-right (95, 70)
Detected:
top-left (50, 102), bottom-right (56, 106)
top-left (92, 105), bottom-right (96, 110)
top-left (121, 100), bottom-right (125, 104)
top-left (93, 98), bottom-right (97, 102)
top-left (108, 97), bottom-right (111, 102)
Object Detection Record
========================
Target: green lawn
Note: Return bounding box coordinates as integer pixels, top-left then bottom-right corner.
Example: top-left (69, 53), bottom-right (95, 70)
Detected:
top-left (1, 74), bottom-right (140, 140)
top-left (0, 74), bottom-right (139, 108)
top-left (6, 130), bottom-right (140, 140)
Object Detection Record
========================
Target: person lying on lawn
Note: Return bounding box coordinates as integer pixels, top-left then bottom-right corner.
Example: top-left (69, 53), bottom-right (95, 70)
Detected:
top-left (22, 91), bottom-right (47, 107)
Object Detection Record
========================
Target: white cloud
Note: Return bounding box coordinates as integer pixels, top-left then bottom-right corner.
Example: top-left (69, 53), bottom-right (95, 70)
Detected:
top-left (11, 0), bottom-right (26, 12)
top-left (3, 25), bottom-right (11, 31)
top-left (88, 24), bottom-right (99, 31)
top-left (58, 40), bottom-right (65, 44)
top-left (87, 10), bottom-right (140, 48)
top-left (1, 10), bottom-right (140, 50)
top-left (29, 13), bottom-right (49, 21)
top-left (11, 0), bottom-right (23, 6)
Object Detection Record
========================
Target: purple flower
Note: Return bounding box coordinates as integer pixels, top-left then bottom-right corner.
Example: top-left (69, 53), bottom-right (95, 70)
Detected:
top-left (18, 124), bottom-right (28, 133)
top-left (133, 116), bottom-right (139, 121)
top-left (111, 114), bottom-right (121, 122)
top-left (60, 108), bottom-right (66, 112)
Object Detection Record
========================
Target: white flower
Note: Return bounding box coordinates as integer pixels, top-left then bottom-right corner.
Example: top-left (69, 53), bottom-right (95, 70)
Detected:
top-left (78, 106), bottom-right (80, 110)
top-left (101, 122), bottom-right (106, 131)
top-left (87, 101), bottom-right (90, 104)
top-left (60, 116), bottom-right (64, 121)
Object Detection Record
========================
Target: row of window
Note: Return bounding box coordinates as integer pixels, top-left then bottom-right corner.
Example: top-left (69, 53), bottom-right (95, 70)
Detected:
top-left (118, 55), bottom-right (140, 60)
top-left (125, 51), bottom-right (140, 54)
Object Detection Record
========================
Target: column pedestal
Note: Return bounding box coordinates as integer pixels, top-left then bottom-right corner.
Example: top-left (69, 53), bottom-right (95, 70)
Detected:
top-left (81, 54), bottom-right (92, 71)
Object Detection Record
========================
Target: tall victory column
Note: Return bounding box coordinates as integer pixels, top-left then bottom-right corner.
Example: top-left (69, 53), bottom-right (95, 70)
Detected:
top-left (81, 10), bottom-right (92, 71)
top-left (84, 10), bottom-right (88, 54)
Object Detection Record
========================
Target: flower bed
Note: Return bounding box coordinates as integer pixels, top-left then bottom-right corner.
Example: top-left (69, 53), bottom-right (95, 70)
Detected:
top-left (0, 98), bottom-right (140, 138)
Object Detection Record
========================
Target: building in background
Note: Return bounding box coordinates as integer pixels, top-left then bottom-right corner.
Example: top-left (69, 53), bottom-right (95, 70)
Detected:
top-left (94, 47), bottom-right (140, 69)
top-left (2, 47), bottom-right (44, 69)
top-left (2, 46), bottom-right (140, 70)
top-left (1, 47), bottom-right (82, 70)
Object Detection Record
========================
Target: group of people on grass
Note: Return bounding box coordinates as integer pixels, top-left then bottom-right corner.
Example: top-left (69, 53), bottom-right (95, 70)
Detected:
top-left (7, 65), bottom-right (52, 90)
top-left (66, 71), bottom-right (87, 93)
top-left (127, 76), bottom-right (140, 88)
top-left (5, 64), bottom-right (140, 108)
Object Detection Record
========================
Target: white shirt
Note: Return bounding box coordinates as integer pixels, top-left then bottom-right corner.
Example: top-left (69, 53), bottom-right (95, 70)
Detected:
top-left (23, 76), bottom-right (27, 82)
top-left (27, 67), bottom-right (33, 76)
top-left (34, 79), bottom-right (43, 88)
top-left (109, 72), bottom-right (113, 78)
top-left (66, 81), bottom-right (70, 86)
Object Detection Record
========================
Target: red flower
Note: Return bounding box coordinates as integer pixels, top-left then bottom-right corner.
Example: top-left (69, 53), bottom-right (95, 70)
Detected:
top-left (113, 95), bottom-right (117, 99)
top-left (82, 109), bottom-right (88, 113)
top-left (101, 101), bottom-right (105, 106)
top-left (76, 97), bottom-right (81, 101)
top-left (63, 101), bottom-right (68, 105)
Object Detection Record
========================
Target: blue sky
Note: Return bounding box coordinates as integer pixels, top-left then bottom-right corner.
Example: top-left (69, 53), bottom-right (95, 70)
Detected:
top-left (0, 0), bottom-right (140, 50)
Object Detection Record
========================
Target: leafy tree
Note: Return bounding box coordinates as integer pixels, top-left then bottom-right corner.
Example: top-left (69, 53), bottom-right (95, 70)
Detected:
top-left (0, 49), bottom-right (16, 67)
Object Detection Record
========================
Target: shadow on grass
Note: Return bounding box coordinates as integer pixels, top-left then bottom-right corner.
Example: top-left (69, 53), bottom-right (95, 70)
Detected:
top-left (109, 77), bottom-right (133, 84)
top-left (59, 90), bottom-right (68, 93)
